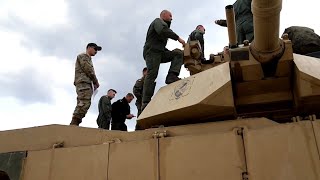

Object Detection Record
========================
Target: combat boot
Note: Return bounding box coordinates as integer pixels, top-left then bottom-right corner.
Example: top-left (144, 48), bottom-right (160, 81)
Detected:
top-left (165, 72), bottom-right (181, 84)
top-left (70, 116), bottom-right (82, 126)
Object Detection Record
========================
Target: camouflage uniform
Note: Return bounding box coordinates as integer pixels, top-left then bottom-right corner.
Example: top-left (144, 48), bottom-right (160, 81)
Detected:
top-left (133, 76), bottom-right (145, 117)
top-left (143, 18), bottom-right (183, 106)
top-left (72, 53), bottom-right (98, 121)
top-left (283, 26), bottom-right (320, 55)
top-left (216, 0), bottom-right (253, 44)
top-left (96, 96), bottom-right (112, 129)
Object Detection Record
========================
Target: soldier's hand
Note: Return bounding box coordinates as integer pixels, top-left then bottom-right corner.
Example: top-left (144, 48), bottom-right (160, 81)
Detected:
top-left (126, 114), bottom-right (135, 119)
top-left (178, 37), bottom-right (186, 47)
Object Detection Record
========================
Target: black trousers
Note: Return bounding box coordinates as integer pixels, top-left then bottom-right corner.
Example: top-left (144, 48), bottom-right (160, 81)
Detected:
top-left (111, 122), bottom-right (127, 131)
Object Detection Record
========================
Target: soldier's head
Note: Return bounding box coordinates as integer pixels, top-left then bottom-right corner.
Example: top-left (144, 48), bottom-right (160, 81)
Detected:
top-left (160, 10), bottom-right (172, 22)
top-left (107, 89), bottom-right (117, 100)
top-left (142, 67), bottom-right (148, 77)
top-left (86, 43), bottom-right (102, 56)
top-left (196, 25), bottom-right (205, 34)
top-left (125, 93), bottom-right (135, 103)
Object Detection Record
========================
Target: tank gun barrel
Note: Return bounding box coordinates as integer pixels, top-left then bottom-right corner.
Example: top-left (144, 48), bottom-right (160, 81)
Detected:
top-left (250, 0), bottom-right (284, 63)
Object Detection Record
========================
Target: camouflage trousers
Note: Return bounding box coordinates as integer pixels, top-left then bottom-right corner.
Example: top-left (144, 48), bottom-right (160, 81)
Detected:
top-left (142, 49), bottom-right (183, 104)
top-left (72, 83), bottom-right (93, 119)
top-left (237, 19), bottom-right (254, 44)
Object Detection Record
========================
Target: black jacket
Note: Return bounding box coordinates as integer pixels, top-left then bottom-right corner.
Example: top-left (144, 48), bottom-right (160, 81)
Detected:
top-left (111, 97), bottom-right (130, 124)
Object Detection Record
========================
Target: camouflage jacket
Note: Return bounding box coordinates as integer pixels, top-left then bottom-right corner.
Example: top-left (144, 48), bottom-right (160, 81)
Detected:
top-left (143, 18), bottom-right (179, 53)
top-left (133, 76), bottom-right (145, 100)
top-left (188, 29), bottom-right (205, 59)
top-left (97, 96), bottom-right (112, 123)
top-left (74, 53), bottom-right (98, 85)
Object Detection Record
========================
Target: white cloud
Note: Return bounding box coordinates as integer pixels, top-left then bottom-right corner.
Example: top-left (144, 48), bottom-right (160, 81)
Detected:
top-left (0, 0), bottom-right (69, 28)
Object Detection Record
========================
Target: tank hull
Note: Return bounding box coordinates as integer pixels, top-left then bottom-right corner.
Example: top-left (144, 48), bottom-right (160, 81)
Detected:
top-left (1, 118), bottom-right (320, 180)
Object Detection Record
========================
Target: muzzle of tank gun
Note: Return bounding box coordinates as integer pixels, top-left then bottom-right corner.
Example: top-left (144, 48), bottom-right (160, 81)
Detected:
top-left (249, 0), bottom-right (285, 64)
top-left (225, 5), bottom-right (238, 48)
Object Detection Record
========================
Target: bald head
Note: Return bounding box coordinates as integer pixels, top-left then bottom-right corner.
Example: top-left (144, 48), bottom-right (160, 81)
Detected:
top-left (160, 10), bottom-right (172, 22)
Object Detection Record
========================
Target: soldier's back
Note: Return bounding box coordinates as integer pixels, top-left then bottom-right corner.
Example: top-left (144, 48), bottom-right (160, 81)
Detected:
top-left (284, 26), bottom-right (320, 55)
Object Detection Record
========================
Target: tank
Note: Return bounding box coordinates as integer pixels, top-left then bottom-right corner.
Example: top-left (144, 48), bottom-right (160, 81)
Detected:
top-left (136, 0), bottom-right (320, 129)
top-left (1, 0), bottom-right (320, 179)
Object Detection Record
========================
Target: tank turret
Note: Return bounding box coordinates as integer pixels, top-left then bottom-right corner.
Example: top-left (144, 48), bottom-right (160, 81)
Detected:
top-left (136, 0), bottom-right (320, 130)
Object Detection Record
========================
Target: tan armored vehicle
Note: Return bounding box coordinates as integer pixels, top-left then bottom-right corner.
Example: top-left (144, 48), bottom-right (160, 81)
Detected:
top-left (1, 0), bottom-right (320, 179)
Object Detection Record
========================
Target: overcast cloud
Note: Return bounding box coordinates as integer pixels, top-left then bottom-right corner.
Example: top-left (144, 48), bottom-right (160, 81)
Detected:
top-left (0, 0), bottom-right (319, 131)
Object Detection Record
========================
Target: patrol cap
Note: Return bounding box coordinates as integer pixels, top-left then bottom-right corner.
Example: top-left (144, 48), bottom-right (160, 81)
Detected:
top-left (86, 43), bottom-right (102, 51)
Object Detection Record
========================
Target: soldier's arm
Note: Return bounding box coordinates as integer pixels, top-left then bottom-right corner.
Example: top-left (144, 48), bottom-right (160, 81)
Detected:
top-left (195, 33), bottom-right (205, 58)
top-left (78, 54), bottom-right (99, 84)
top-left (101, 97), bottom-right (112, 120)
top-left (215, 20), bottom-right (227, 27)
top-left (154, 19), bottom-right (179, 40)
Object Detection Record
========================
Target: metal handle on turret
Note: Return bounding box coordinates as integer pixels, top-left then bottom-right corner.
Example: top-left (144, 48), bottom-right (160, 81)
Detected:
top-left (250, 0), bottom-right (285, 63)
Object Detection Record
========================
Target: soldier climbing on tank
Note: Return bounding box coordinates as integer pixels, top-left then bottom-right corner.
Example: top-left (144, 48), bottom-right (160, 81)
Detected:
top-left (214, 0), bottom-right (254, 44)
top-left (141, 9), bottom-right (186, 112)
top-left (188, 25), bottom-right (206, 61)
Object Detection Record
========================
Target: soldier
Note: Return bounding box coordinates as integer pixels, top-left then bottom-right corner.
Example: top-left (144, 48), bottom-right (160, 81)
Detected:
top-left (111, 93), bottom-right (135, 131)
top-left (142, 9), bottom-right (186, 111)
top-left (215, 0), bottom-right (253, 44)
top-left (96, 89), bottom-right (117, 130)
top-left (70, 43), bottom-right (101, 126)
top-left (283, 26), bottom-right (320, 55)
top-left (188, 25), bottom-right (206, 61)
top-left (133, 67), bottom-right (148, 117)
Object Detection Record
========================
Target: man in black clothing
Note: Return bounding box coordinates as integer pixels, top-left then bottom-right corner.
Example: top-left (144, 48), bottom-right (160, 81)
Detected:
top-left (96, 89), bottom-right (117, 130)
top-left (111, 93), bottom-right (135, 131)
